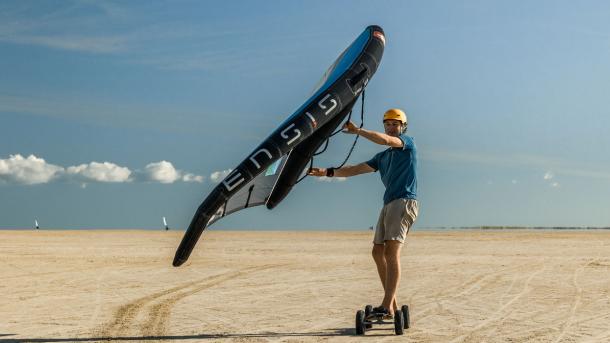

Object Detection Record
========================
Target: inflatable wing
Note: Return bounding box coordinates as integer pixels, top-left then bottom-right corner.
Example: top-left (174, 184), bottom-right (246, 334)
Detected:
top-left (173, 25), bottom-right (385, 267)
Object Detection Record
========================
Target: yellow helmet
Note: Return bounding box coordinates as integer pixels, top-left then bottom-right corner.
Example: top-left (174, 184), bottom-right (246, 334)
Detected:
top-left (383, 108), bottom-right (407, 125)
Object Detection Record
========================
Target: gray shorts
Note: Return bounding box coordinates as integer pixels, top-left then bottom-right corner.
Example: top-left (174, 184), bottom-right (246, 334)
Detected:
top-left (374, 198), bottom-right (419, 244)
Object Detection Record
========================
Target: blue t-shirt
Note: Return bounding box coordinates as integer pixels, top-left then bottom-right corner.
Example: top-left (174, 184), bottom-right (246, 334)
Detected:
top-left (365, 134), bottom-right (418, 204)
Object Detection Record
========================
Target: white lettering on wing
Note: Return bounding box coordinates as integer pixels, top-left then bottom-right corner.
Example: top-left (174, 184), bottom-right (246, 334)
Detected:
top-left (318, 94), bottom-right (337, 115)
top-left (280, 123), bottom-right (301, 145)
top-left (249, 149), bottom-right (273, 169)
top-left (222, 170), bottom-right (245, 192)
top-left (305, 112), bottom-right (317, 128)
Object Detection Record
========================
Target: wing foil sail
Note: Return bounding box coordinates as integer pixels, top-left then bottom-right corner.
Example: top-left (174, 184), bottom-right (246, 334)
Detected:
top-left (174, 25), bottom-right (385, 266)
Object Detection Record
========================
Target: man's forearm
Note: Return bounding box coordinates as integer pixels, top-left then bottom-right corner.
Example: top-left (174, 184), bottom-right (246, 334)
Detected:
top-left (333, 164), bottom-right (370, 177)
top-left (357, 128), bottom-right (391, 146)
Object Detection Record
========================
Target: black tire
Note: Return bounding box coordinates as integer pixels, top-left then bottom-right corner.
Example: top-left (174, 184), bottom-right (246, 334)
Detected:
top-left (401, 305), bottom-right (410, 329)
top-left (364, 305), bottom-right (373, 329)
top-left (356, 310), bottom-right (366, 335)
top-left (394, 310), bottom-right (404, 335)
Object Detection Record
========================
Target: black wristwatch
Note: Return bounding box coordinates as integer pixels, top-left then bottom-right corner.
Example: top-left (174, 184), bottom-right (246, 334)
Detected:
top-left (326, 167), bottom-right (335, 177)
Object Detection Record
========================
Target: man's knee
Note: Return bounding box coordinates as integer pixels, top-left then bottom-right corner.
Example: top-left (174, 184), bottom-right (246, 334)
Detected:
top-left (372, 244), bottom-right (385, 262)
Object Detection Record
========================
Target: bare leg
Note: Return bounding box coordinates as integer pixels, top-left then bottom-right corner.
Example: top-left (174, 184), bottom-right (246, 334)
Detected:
top-left (372, 243), bottom-right (399, 313)
top-left (381, 240), bottom-right (402, 314)
top-left (372, 243), bottom-right (386, 290)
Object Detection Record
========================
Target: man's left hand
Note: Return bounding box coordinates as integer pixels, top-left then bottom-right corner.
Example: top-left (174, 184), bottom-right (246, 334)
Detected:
top-left (307, 167), bottom-right (326, 177)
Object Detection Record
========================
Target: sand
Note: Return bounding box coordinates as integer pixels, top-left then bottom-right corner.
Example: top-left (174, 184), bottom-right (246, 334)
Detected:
top-left (1, 229), bottom-right (610, 342)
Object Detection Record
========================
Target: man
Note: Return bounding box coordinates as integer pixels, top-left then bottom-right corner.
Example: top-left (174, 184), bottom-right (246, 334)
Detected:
top-left (307, 108), bottom-right (418, 317)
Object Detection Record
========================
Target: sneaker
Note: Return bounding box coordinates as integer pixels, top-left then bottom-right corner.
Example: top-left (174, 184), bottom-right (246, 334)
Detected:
top-left (371, 306), bottom-right (393, 319)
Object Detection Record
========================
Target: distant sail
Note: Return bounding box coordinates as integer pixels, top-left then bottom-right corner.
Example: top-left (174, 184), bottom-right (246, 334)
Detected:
top-left (35, 219), bottom-right (39, 230)
top-left (163, 217), bottom-right (169, 231)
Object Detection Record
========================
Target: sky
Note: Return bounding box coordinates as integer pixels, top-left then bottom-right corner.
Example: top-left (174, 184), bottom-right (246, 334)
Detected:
top-left (1, 1), bottom-right (610, 230)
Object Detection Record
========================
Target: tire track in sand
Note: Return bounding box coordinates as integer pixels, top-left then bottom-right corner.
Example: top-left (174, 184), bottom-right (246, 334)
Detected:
top-left (553, 237), bottom-right (605, 343)
top-left (448, 264), bottom-right (546, 343)
top-left (551, 259), bottom-right (596, 343)
top-left (413, 263), bottom-right (529, 324)
top-left (97, 265), bottom-right (278, 338)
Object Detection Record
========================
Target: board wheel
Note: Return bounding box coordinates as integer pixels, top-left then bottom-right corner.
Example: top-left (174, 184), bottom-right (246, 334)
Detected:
top-left (364, 305), bottom-right (373, 328)
top-left (355, 310), bottom-right (366, 335)
top-left (394, 309), bottom-right (404, 335)
top-left (401, 304), bottom-right (410, 329)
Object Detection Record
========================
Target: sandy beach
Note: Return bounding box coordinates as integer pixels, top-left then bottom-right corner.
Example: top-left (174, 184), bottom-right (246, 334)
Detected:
top-left (1, 229), bottom-right (609, 342)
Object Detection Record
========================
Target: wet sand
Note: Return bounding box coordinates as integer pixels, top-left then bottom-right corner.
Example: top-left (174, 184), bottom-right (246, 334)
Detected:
top-left (1, 230), bottom-right (610, 342)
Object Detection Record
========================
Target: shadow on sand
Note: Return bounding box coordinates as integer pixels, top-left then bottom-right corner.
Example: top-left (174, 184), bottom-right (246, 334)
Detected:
top-left (0, 328), bottom-right (361, 342)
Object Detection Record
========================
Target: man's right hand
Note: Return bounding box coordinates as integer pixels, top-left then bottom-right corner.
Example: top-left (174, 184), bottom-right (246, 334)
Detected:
top-left (307, 167), bottom-right (326, 177)
top-left (342, 120), bottom-right (360, 134)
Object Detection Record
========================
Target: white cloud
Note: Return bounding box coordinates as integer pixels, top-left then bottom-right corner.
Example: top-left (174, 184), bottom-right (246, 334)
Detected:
top-left (210, 169), bottom-right (232, 183)
top-left (5, 34), bottom-right (128, 53)
top-left (0, 154), bottom-right (63, 185)
top-left (542, 171), bottom-right (561, 188)
top-left (66, 162), bottom-right (131, 183)
top-left (0, 2), bottom-right (129, 54)
top-left (0, 154), bottom-right (204, 186)
top-left (511, 180), bottom-right (518, 184)
top-left (144, 161), bottom-right (180, 184)
top-left (141, 161), bottom-right (204, 184)
top-left (182, 173), bottom-right (204, 183)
